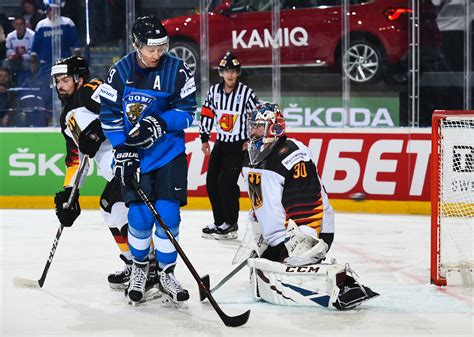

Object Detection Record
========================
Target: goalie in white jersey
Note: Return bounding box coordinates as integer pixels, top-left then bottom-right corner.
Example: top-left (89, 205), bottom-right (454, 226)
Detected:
top-left (239, 102), bottom-right (379, 310)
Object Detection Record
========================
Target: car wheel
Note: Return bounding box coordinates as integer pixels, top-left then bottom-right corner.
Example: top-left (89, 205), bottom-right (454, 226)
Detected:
top-left (342, 40), bottom-right (384, 84)
top-left (168, 41), bottom-right (199, 75)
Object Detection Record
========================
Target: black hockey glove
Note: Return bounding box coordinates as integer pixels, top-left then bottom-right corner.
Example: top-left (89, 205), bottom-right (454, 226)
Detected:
top-left (78, 119), bottom-right (106, 158)
top-left (125, 115), bottom-right (166, 149)
top-left (113, 145), bottom-right (140, 186)
top-left (54, 187), bottom-right (81, 227)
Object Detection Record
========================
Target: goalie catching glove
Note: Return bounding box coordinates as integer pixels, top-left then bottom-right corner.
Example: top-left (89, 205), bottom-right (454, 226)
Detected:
top-left (283, 219), bottom-right (328, 267)
top-left (125, 115), bottom-right (166, 149)
top-left (54, 187), bottom-right (81, 227)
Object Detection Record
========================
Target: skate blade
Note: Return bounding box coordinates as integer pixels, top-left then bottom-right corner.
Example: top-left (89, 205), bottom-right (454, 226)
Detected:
top-left (109, 282), bottom-right (129, 290)
top-left (160, 293), bottom-right (188, 309)
top-left (201, 233), bottom-right (215, 239)
top-left (128, 288), bottom-right (162, 306)
top-left (212, 232), bottom-right (238, 240)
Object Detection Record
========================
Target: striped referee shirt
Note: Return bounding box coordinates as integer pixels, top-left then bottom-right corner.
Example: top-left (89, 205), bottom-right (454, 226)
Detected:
top-left (199, 81), bottom-right (259, 143)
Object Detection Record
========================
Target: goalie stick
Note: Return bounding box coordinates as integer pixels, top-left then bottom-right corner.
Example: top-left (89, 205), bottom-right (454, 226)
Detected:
top-left (12, 156), bottom-right (90, 289)
top-left (199, 251), bottom-right (258, 302)
top-left (131, 179), bottom-right (250, 327)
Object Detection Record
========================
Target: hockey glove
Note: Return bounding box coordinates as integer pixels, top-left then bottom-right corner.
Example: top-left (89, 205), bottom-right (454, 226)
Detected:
top-left (283, 219), bottom-right (328, 267)
top-left (113, 145), bottom-right (140, 186)
top-left (78, 119), bottom-right (106, 158)
top-left (54, 187), bottom-right (81, 227)
top-left (125, 116), bottom-right (166, 149)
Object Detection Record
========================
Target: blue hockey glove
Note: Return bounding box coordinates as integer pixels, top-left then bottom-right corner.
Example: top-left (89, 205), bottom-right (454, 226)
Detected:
top-left (113, 145), bottom-right (140, 186)
top-left (125, 115), bottom-right (166, 149)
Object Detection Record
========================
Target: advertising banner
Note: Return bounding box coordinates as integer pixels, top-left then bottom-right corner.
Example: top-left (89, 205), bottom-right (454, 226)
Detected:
top-left (192, 96), bottom-right (400, 127)
top-left (0, 128), bottom-right (430, 210)
top-left (0, 130), bottom-right (106, 196)
top-left (185, 129), bottom-right (431, 201)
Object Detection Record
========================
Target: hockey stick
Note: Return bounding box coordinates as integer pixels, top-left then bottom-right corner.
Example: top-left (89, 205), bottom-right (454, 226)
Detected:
top-left (131, 179), bottom-right (250, 327)
top-left (12, 156), bottom-right (90, 289)
top-left (199, 251), bottom-right (258, 302)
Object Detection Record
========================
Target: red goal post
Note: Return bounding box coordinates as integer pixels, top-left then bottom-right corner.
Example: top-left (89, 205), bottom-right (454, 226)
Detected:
top-left (431, 110), bottom-right (474, 286)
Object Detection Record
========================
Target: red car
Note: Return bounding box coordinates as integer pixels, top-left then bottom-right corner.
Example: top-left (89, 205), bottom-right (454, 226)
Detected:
top-left (163, 0), bottom-right (441, 84)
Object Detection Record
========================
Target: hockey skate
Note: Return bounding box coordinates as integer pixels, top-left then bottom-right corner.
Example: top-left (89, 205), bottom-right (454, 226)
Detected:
top-left (201, 223), bottom-right (217, 239)
top-left (213, 223), bottom-right (238, 240)
top-left (125, 258), bottom-right (162, 305)
top-left (108, 254), bottom-right (132, 290)
top-left (127, 260), bottom-right (149, 306)
top-left (158, 264), bottom-right (189, 308)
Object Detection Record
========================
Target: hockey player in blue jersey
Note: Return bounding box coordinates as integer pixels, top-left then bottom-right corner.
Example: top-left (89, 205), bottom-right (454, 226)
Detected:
top-left (99, 15), bottom-right (197, 305)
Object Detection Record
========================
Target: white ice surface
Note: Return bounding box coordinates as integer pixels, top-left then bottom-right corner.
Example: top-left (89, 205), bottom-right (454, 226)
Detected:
top-left (1, 209), bottom-right (472, 337)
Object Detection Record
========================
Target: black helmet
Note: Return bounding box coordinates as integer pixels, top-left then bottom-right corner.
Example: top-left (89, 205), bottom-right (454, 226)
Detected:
top-left (218, 51), bottom-right (241, 75)
top-left (132, 15), bottom-right (169, 48)
top-left (51, 56), bottom-right (89, 83)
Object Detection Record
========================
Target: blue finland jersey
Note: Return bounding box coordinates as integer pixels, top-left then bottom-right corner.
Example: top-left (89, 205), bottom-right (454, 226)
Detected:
top-left (99, 52), bottom-right (197, 174)
top-left (31, 16), bottom-right (80, 64)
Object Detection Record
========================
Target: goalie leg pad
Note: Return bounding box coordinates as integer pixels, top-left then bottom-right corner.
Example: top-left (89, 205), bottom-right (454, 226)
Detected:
top-left (232, 211), bottom-right (268, 265)
top-left (247, 259), bottom-right (379, 309)
top-left (247, 258), bottom-right (334, 307)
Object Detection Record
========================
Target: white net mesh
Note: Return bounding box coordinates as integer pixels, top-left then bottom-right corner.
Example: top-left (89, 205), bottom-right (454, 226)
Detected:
top-left (438, 117), bottom-right (474, 278)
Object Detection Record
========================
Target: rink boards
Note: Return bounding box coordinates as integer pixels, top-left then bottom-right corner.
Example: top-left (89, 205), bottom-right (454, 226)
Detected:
top-left (0, 127), bottom-right (432, 214)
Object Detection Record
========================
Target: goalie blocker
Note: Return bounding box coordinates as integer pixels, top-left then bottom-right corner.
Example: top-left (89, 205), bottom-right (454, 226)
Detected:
top-left (247, 258), bottom-right (379, 310)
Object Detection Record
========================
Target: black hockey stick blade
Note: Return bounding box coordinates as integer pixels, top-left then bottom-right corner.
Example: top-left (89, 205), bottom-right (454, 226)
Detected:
top-left (217, 308), bottom-right (251, 328)
top-left (199, 274), bottom-right (210, 301)
top-left (131, 179), bottom-right (251, 327)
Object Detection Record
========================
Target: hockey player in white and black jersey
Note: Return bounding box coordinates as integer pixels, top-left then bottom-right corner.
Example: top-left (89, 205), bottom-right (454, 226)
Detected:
top-left (237, 102), bottom-right (379, 310)
top-left (51, 56), bottom-right (136, 290)
top-left (199, 51), bottom-right (259, 239)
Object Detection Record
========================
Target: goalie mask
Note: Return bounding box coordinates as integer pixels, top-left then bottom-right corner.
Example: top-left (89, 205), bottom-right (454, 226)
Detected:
top-left (51, 56), bottom-right (89, 85)
top-left (247, 102), bottom-right (286, 165)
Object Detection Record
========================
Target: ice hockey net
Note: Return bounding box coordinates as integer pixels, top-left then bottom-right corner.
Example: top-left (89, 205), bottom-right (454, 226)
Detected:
top-left (431, 110), bottom-right (474, 286)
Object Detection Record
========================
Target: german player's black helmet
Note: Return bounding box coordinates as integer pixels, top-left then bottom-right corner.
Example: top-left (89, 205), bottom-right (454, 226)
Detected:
top-left (132, 15), bottom-right (169, 48)
top-left (218, 51), bottom-right (241, 75)
top-left (51, 56), bottom-right (89, 83)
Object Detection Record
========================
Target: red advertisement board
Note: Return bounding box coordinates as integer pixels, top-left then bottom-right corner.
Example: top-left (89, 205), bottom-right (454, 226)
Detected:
top-left (184, 129), bottom-right (432, 202)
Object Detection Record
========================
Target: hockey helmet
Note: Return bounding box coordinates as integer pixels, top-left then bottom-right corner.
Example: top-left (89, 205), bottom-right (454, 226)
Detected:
top-left (218, 51), bottom-right (241, 76)
top-left (132, 15), bottom-right (169, 50)
top-left (51, 56), bottom-right (89, 84)
top-left (247, 102), bottom-right (286, 165)
top-left (43, 0), bottom-right (64, 9)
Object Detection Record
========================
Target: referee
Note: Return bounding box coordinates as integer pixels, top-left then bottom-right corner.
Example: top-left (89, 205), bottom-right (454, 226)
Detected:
top-left (199, 51), bottom-right (259, 240)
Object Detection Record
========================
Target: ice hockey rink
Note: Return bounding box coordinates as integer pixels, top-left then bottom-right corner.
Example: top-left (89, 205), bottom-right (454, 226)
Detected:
top-left (1, 209), bottom-right (472, 337)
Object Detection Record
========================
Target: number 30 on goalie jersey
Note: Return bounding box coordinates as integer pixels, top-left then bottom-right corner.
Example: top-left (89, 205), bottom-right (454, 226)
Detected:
top-left (242, 138), bottom-right (335, 246)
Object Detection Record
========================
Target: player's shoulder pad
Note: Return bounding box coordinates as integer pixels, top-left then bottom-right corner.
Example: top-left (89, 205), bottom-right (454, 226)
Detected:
top-left (170, 54), bottom-right (196, 99)
top-left (277, 138), bottom-right (312, 171)
top-left (96, 82), bottom-right (118, 103)
top-left (79, 78), bottom-right (104, 112)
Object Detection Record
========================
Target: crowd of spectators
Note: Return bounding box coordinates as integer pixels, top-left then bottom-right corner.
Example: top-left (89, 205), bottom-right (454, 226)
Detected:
top-left (0, 0), bottom-right (129, 127)
top-left (0, 0), bottom-right (81, 127)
